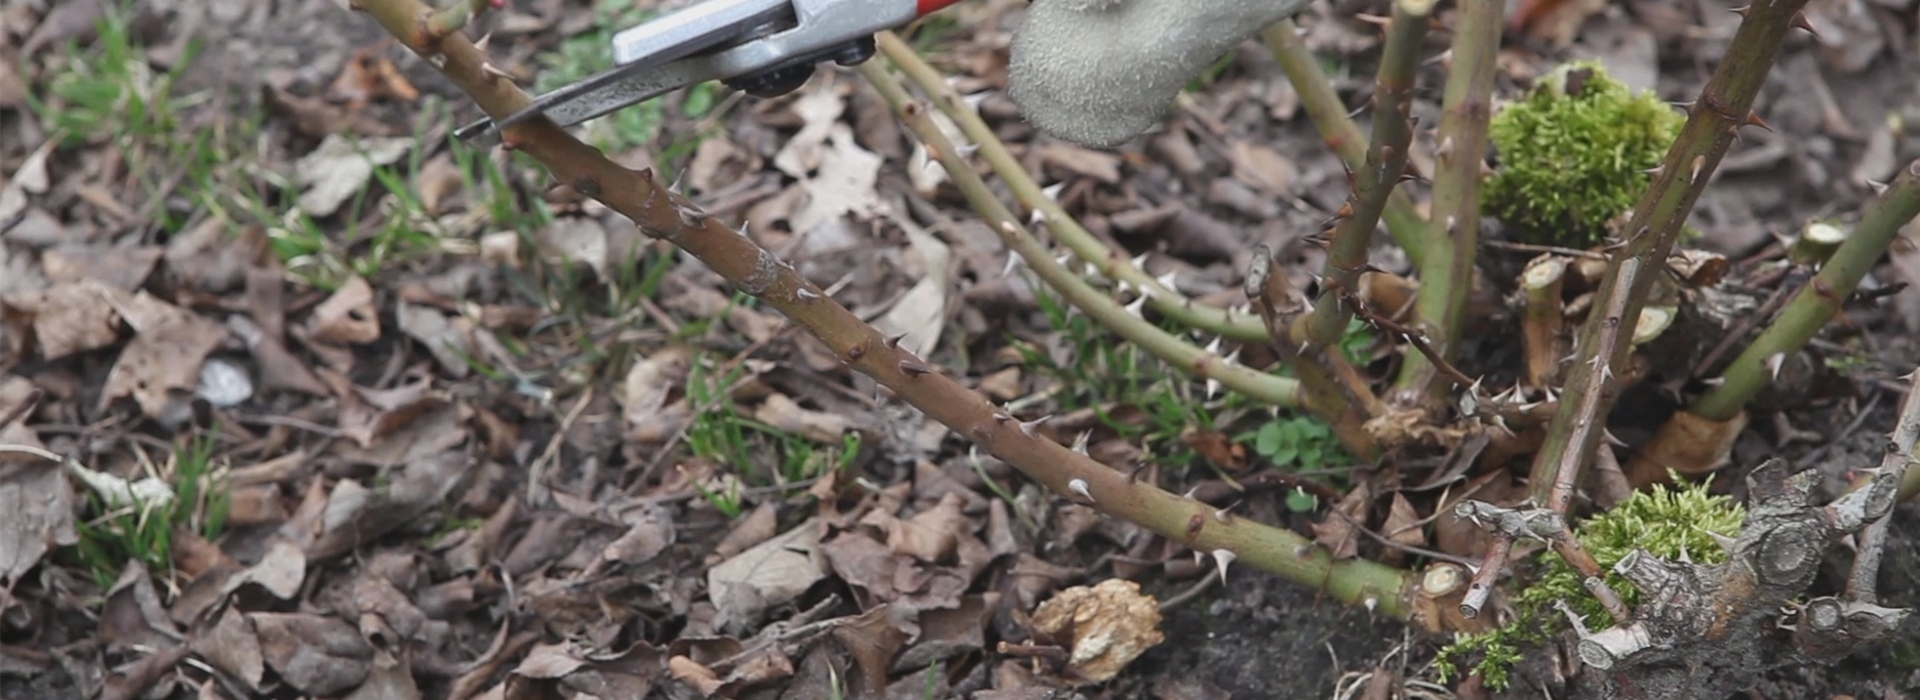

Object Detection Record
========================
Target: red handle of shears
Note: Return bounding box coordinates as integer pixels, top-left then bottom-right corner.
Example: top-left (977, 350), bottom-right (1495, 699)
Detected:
top-left (916, 0), bottom-right (966, 16)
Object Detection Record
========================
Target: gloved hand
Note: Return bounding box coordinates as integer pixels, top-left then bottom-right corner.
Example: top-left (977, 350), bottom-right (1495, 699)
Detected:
top-left (1006, 0), bottom-right (1316, 148)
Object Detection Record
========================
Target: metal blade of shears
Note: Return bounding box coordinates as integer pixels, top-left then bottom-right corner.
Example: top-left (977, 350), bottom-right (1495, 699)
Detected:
top-left (452, 0), bottom-right (965, 147)
top-left (453, 0), bottom-right (793, 146)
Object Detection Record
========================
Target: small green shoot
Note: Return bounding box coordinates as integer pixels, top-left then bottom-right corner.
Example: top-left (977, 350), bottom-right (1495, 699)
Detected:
top-left (69, 433), bottom-right (230, 590)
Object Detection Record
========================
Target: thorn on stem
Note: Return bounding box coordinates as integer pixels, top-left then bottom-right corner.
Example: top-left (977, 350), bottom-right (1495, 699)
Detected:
top-left (1210, 549), bottom-right (1236, 583)
top-left (481, 61), bottom-right (516, 83)
top-left (1790, 11), bottom-right (1819, 37)
top-left (899, 361), bottom-right (933, 377)
top-left (1018, 415), bottom-right (1052, 439)
top-left (1068, 478), bottom-right (1094, 502)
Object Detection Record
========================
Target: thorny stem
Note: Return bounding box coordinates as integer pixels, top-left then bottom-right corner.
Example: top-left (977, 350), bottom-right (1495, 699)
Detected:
top-left (344, 0), bottom-right (1414, 616)
top-left (1249, 249), bottom-right (1385, 461)
top-left (1689, 160), bottom-right (1920, 421)
top-left (1525, 0), bottom-right (1814, 509)
top-left (1260, 19), bottom-right (1428, 269)
top-left (858, 61), bottom-right (1302, 408)
top-left (1847, 367), bottom-right (1920, 602)
top-left (872, 31), bottom-right (1269, 343)
top-left (1299, 0), bottom-right (1431, 352)
top-left (1254, 0), bottom-right (1431, 459)
top-left (424, 0), bottom-right (497, 41)
top-left (1460, 535), bottom-right (1507, 619)
top-left (1394, 0), bottom-right (1502, 402)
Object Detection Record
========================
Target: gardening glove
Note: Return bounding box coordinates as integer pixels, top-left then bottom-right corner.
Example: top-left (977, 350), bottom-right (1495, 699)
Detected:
top-left (1006, 0), bottom-right (1316, 148)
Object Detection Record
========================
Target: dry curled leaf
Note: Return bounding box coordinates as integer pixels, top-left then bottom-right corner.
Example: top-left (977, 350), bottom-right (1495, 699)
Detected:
top-left (307, 276), bottom-right (381, 345)
top-left (1028, 578), bottom-right (1164, 686)
top-left (250, 612), bottom-right (375, 696)
top-left (1310, 482), bottom-right (1372, 560)
top-left (98, 291), bottom-right (229, 420)
top-left (706, 518), bottom-right (828, 630)
top-left (2, 280), bottom-right (122, 360)
top-left (325, 45), bottom-right (420, 111)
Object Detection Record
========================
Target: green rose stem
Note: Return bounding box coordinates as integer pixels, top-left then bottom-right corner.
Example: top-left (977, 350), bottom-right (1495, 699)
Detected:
top-left (343, 0), bottom-right (1411, 617)
top-left (1525, 0), bottom-right (1817, 512)
top-left (871, 31), bottom-right (1270, 343)
top-left (1393, 0), bottom-right (1503, 402)
top-left (1260, 19), bottom-right (1428, 268)
top-left (1686, 162), bottom-right (1920, 433)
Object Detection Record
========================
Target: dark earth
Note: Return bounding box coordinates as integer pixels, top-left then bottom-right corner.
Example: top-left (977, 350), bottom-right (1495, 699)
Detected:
top-left (3, 0), bottom-right (1920, 698)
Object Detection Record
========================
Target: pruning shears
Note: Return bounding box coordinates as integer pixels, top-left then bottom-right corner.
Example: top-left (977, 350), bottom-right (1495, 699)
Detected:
top-left (453, 0), bottom-right (967, 146)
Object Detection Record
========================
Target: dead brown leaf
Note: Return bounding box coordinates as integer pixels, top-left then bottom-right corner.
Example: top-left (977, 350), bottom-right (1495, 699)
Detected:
top-left (223, 540), bottom-right (307, 600)
top-left (829, 605), bottom-right (907, 695)
top-left (99, 561), bottom-right (178, 650)
top-left (751, 393), bottom-right (851, 445)
top-left (295, 134), bottom-right (416, 218)
top-left (1039, 142), bottom-right (1124, 183)
top-left (415, 153), bottom-right (465, 215)
top-left (668, 655), bottom-right (726, 696)
top-left (1180, 426), bottom-right (1246, 472)
top-left (707, 517), bottom-right (829, 631)
top-left (707, 501), bottom-right (778, 564)
top-left (869, 215), bottom-right (951, 359)
top-left (251, 612), bottom-right (375, 696)
top-left (1310, 482), bottom-right (1372, 560)
top-left (326, 45), bottom-right (420, 112)
top-left (0, 52), bottom-right (23, 110)
top-left (685, 131), bottom-right (759, 195)
top-left (876, 492), bottom-right (967, 564)
top-left (191, 605), bottom-right (266, 692)
top-left (1028, 578), bottom-right (1164, 686)
top-left (1380, 493), bottom-right (1426, 565)
top-left (42, 244), bottom-right (162, 290)
top-left (2, 280), bottom-right (122, 360)
top-left (264, 84), bottom-right (402, 139)
top-left (307, 275), bottom-right (382, 344)
top-left (602, 503), bottom-right (675, 566)
top-left (229, 314), bottom-right (329, 396)
top-left (896, 592), bottom-right (994, 672)
top-left (324, 373), bottom-right (453, 453)
top-left (396, 301), bottom-right (477, 378)
top-left (287, 450), bottom-right (474, 561)
top-left (98, 290), bottom-right (229, 420)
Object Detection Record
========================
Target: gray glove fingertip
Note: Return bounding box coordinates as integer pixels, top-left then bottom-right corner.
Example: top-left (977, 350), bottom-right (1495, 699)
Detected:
top-left (1006, 0), bottom-right (1315, 148)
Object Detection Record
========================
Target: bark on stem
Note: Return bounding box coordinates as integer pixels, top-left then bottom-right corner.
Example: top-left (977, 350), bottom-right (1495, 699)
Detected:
top-left (1394, 0), bottom-right (1502, 401)
top-left (1299, 0), bottom-right (1431, 351)
top-left (1688, 160), bottom-right (1920, 421)
top-left (1261, 19), bottom-right (1428, 268)
top-left (872, 31), bottom-right (1269, 343)
top-left (340, 0), bottom-right (1413, 616)
top-left (857, 61), bottom-right (1301, 407)
top-left (1525, 0), bottom-right (1814, 509)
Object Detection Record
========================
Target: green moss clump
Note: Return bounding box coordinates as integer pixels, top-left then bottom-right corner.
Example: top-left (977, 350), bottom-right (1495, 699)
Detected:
top-left (1434, 477), bottom-right (1745, 690)
top-left (1484, 60), bottom-right (1684, 248)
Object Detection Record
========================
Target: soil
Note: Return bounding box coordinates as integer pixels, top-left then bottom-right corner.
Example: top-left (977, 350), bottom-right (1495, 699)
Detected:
top-left (4, 0), bottom-right (1920, 698)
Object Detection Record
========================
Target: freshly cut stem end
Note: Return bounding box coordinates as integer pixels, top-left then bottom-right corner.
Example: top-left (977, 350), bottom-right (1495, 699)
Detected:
top-left (1788, 220), bottom-right (1847, 266)
top-left (1631, 306), bottom-right (1677, 346)
top-left (1521, 254), bottom-right (1568, 388)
